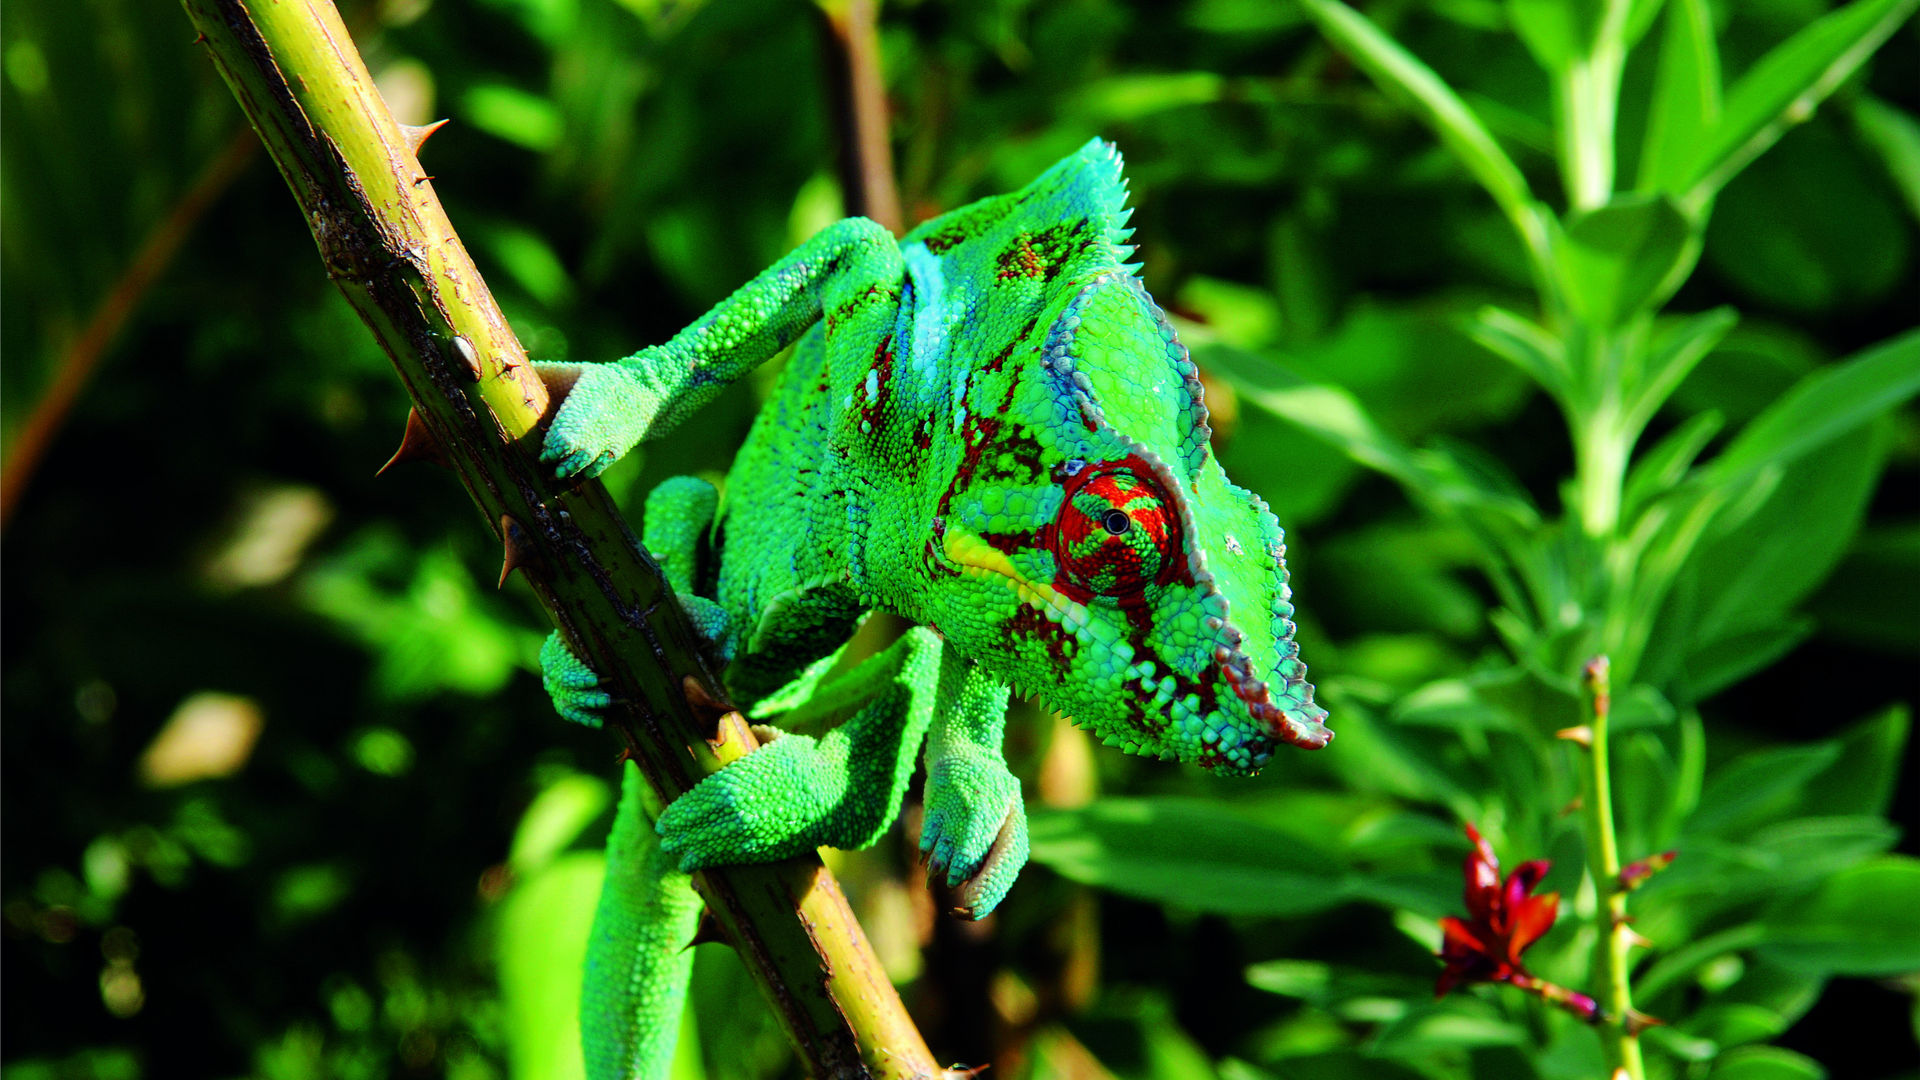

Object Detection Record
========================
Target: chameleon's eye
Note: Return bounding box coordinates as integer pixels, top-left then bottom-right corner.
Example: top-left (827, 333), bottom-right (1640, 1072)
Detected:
top-left (1054, 468), bottom-right (1180, 598)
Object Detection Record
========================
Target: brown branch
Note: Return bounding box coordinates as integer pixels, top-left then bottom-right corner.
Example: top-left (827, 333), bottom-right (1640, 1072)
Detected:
top-left (0, 127), bottom-right (257, 531)
top-left (176, 1), bottom-right (944, 1075)
top-left (818, 0), bottom-right (904, 235)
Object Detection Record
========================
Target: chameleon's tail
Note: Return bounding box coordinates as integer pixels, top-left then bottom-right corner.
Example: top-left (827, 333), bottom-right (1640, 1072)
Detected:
top-left (582, 761), bottom-right (704, 1080)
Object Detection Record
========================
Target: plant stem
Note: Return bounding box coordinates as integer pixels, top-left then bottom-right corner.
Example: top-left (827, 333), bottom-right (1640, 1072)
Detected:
top-left (1582, 656), bottom-right (1644, 1080)
top-left (177, 2), bottom-right (941, 1075)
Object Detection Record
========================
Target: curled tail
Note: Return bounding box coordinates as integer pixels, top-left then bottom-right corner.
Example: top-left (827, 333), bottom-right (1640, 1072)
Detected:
top-left (583, 761), bottom-right (704, 1080)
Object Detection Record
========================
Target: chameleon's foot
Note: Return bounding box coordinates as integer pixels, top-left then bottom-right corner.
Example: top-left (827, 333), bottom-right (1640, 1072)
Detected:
top-left (539, 358), bottom-right (665, 480)
top-left (679, 595), bottom-right (734, 663)
top-left (920, 755), bottom-right (1029, 919)
top-left (655, 731), bottom-right (877, 869)
top-left (541, 631), bottom-right (612, 728)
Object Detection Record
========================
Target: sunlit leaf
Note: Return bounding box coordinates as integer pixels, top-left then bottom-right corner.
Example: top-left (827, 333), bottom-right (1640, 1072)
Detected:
top-left (1028, 798), bottom-right (1352, 916)
top-left (1682, 0), bottom-right (1919, 203)
top-left (1638, 0), bottom-right (1720, 193)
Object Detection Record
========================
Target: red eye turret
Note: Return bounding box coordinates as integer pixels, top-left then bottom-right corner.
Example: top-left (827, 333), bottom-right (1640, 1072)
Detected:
top-left (1054, 466), bottom-right (1181, 599)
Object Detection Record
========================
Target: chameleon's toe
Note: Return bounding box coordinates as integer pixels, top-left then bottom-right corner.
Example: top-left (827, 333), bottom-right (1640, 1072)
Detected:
top-left (920, 756), bottom-right (1029, 919)
top-left (540, 631), bottom-right (613, 728)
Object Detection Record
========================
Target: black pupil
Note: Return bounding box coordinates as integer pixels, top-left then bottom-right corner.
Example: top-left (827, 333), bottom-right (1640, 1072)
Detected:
top-left (1100, 509), bottom-right (1131, 536)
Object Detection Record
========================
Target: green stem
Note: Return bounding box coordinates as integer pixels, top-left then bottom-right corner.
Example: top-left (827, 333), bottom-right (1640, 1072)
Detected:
top-left (1582, 657), bottom-right (1645, 1080)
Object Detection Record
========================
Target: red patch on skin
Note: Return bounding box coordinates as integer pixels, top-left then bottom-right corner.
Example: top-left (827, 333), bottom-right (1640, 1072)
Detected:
top-left (994, 226), bottom-right (1080, 282)
top-left (861, 334), bottom-right (896, 433)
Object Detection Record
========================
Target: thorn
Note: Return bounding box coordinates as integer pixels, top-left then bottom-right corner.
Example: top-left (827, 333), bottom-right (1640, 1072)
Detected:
top-left (680, 675), bottom-right (733, 733)
top-left (687, 911), bottom-right (730, 949)
top-left (497, 514), bottom-right (537, 588)
top-left (1556, 724), bottom-right (1593, 747)
top-left (1558, 795), bottom-right (1584, 817)
top-left (1620, 923), bottom-right (1654, 951)
top-left (377, 408), bottom-right (448, 474)
top-left (191, 31), bottom-right (208, 45)
top-left (453, 335), bottom-right (482, 380)
top-left (1622, 1008), bottom-right (1666, 1037)
top-left (400, 118), bottom-right (450, 155)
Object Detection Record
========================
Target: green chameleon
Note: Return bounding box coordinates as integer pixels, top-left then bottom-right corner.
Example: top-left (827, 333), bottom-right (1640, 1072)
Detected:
top-left (535, 139), bottom-right (1329, 1078)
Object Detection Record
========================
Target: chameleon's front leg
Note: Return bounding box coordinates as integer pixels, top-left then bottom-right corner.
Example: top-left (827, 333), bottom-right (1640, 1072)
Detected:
top-left (919, 664), bottom-right (1027, 919)
top-left (539, 217), bottom-right (903, 479)
top-left (582, 760), bottom-right (703, 1080)
top-left (655, 627), bottom-right (945, 868)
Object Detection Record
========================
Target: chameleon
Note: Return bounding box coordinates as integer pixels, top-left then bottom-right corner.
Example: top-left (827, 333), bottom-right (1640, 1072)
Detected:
top-left (534, 138), bottom-right (1329, 1078)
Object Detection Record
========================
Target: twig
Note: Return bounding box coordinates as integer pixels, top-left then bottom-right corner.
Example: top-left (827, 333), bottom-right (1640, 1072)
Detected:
top-left (1580, 656), bottom-right (1646, 1080)
top-left (176, 1), bottom-right (942, 1075)
top-left (0, 127), bottom-right (257, 531)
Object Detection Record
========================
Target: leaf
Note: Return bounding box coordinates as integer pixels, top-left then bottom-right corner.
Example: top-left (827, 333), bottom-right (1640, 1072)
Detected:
top-left (1851, 93), bottom-right (1920, 221)
top-left (1507, 0), bottom-right (1606, 74)
top-left (1702, 330), bottom-right (1920, 489)
top-left (1638, 0), bottom-right (1721, 193)
top-left (508, 771), bottom-right (612, 876)
top-left (1625, 409), bottom-right (1724, 521)
top-left (1688, 744), bottom-right (1841, 838)
top-left (1625, 307), bottom-right (1738, 435)
top-left (1682, 0), bottom-right (1919, 203)
top-left (1296, 0), bottom-right (1549, 262)
top-left (1757, 856), bottom-right (1920, 977)
top-left (1808, 527), bottom-right (1920, 653)
top-left (1027, 798), bottom-right (1352, 916)
top-left (1791, 705), bottom-right (1910, 820)
top-left (1682, 617), bottom-right (1815, 700)
top-left (1466, 305), bottom-right (1570, 402)
top-left (1367, 999), bottom-right (1528, 1057)
top-left (1551, 192), bottom-right (1696, 326)
top-left (1688, 422), bottom-right (1886, 649)
top-left (1706, 1045), bottom-right (1826, 1080)
top-left (498, 852), bottom-right (602, 1080)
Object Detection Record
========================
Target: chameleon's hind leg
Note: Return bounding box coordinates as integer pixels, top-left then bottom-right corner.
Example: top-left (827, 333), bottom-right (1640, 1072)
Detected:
top-left (656, 627), bottom-right (947, 869)
top-left (541, 476), bottom-right (732, 729)
top-left (582, 760), bottom-right (703, 1080)
top-left (919, 664), bottom-right (1027, 919)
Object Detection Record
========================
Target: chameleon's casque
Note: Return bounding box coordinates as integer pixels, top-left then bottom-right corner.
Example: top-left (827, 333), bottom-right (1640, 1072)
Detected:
top-left (537, 140), bottom-right (1328, 1079)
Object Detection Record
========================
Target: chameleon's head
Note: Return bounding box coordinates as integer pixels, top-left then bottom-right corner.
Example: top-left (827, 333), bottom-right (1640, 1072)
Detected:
top-left (925, 142), bottom-right (1329, 772)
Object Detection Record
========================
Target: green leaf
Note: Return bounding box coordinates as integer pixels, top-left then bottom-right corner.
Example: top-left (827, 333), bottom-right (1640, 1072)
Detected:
top-left (1851, 93), bottom-right (1920, 221)
top-left (1507, 0), bottom-right (1606, 73)
top-left (1792, 705), bottom-right (1910, 821)
top-left (508, 771), bottom-right (612, 876)
top-left (1757, 856), bottom-right (1920, 976)
top-left (1296, 0), bottom-right (1549, 263)
top-left (1706, 1045), bottom-right (1826, 1080)
top-left (1638, 0), bottom-right (1720, 192)
top-left (1027, 798), bottom-right (1352, 916)
top-left (1551, 192), bottom-right (1696, 325)
top-left (1688, 744), bottom-right (1841, 838)
top-left (463, 82), bottom-right (564, 153)
top-left (1467, 305), bottom-right (1570, 402)
top-left (1702, 330), bottom-right (1920, 489)
top-left (498, 852), bottom-right (601, 1080)
top-left (1367, 999), bottom-right (1528, 1058)
top-left (1625, 409), bottom-right (1724, 521)
top-left (1626, 307), bottom-right (1738, 434)
top-left (1808, 528), bottom-right (1920, 653)
top-left (1682, 0), bottom-right (1919, 203)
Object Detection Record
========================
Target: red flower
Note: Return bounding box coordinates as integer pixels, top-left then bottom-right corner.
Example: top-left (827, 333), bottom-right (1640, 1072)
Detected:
top-left (1436, 823), bottom-right (1597, 1021)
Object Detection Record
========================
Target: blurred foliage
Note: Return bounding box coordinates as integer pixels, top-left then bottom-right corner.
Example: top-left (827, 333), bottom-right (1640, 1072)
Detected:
top-left (2, 0), bottom-right (1916, 1078)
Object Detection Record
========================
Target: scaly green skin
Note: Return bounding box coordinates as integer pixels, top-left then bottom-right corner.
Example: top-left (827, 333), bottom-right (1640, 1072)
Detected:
top-left (582, 761), bottom-right (701, 1080)
top-left (540, 140), bottom-right (1328, 1076)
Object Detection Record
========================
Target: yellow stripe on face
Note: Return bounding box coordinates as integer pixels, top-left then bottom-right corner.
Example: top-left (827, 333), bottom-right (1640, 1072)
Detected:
top-left (942, 528), bottom-right (1089, 629)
